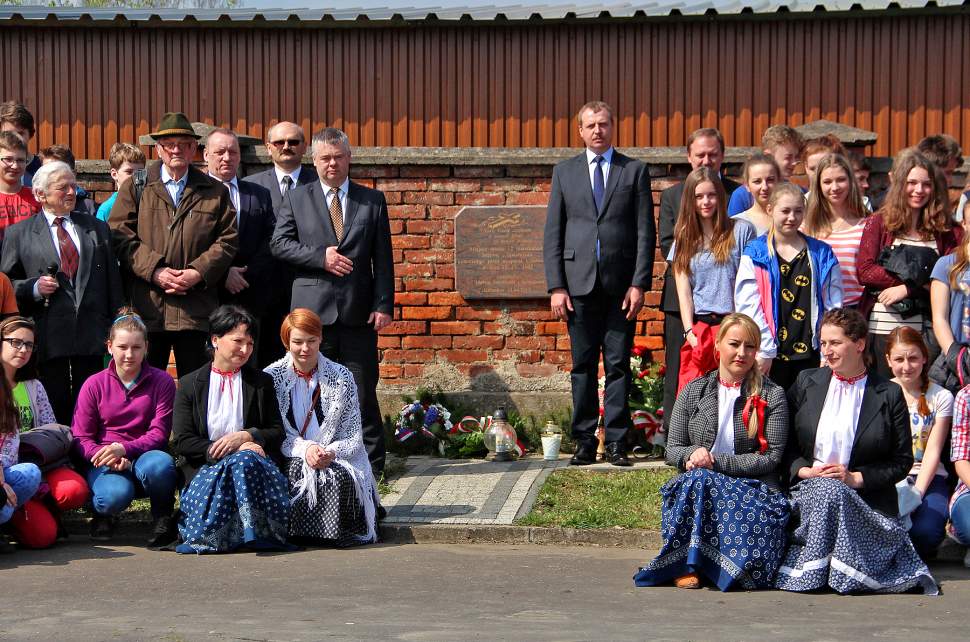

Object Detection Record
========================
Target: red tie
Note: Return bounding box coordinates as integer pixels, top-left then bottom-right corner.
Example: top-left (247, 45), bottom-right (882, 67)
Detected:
top-left (53, 217), bottom-right (79, 281)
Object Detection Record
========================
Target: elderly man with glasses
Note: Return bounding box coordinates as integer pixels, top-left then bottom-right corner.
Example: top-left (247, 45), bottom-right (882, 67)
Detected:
top-left (109, 112), bottom-right (238, 377)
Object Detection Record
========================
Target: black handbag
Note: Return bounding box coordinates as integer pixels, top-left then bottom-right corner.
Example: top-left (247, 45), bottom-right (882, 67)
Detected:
top-left (876, 244), bottom-right (939, 317)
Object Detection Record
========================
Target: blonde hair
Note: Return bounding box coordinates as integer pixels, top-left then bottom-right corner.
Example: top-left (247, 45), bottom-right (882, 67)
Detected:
top-left (715, 313), bottom-right (763, 439)
top-left (765, 182), bottom-right (807, 256)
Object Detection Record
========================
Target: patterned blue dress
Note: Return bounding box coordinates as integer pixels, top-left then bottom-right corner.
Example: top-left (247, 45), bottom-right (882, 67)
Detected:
top-left (634, 468), bottom-right (791, 591)
top-left (177, 450), bottom-right (293, 554)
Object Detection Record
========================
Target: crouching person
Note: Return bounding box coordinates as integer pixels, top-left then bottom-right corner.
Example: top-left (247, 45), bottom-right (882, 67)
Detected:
top-left (72, 309), bottom-right (178, 548)
top-left (172, 305), bottom-right (291, 553)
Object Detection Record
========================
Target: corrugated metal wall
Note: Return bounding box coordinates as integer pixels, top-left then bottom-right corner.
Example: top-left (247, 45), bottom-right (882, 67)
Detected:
top-left (3, 13), bottom-right (968, 158)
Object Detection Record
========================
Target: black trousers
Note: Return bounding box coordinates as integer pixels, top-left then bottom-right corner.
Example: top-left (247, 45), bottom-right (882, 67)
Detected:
top-left (147, 330), bottom-right (209, 379)
top-left (38, 355), bottom-right (104, 425)
top-left (320, 321), bottom-right (386, 476)
top-left (661, 311), bottom-right (683, 431)
top-left (567, 284), bottom-right (635, 446)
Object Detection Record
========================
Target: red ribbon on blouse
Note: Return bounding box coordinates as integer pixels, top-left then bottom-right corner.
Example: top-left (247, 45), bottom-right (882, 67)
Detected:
top-left (742, 394), bottom-right (769, 454)
top-left (210, 366), bottom-right (240, 401)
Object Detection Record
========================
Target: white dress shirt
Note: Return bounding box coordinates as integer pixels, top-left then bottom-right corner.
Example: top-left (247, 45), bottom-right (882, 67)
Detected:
top-left (322, 177), bottom-right (351, 225)
top-left (160, 164), bottom-right (188, 206)
top-left (813, 374), bottom-right (867, 465)
top-left (585, 146), bottom-right (613, 188)
top-left (274, 166), bottom-right (304, 196)
top-left (712, 382), bottom-right (740, 456)
top-left (33, 210), bottom-right (82, 300)
top-left (210, 174), bottom-right (240, 222)
top-left (207, 369), bottom-right (244, 442)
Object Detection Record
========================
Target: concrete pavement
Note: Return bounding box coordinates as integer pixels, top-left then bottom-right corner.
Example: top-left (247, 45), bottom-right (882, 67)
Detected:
top-left (1, 541), bottom-right (968, 641)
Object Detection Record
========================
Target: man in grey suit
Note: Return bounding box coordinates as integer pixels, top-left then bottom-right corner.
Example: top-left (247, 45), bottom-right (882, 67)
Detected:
top-left (271, 127), bottom-right (394, 477)
top-left (243, 121), bottom-right (315, 365)
top-left (543, 101), bottom-right (655, 467)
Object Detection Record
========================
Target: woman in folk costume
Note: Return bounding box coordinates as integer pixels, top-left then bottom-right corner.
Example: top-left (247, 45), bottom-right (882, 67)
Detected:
top-left (172, 305), bottom-right (291, 553)
top-left (634, 313), bottom-right (790, 591)
top-left (264, 308), bottom-right (379, 546)
top-left (775, 307), bottom-right (938, 594)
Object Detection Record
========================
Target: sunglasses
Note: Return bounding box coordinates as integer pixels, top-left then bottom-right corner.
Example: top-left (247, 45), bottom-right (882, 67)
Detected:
top-left (270, 139), bottom-right (303, 148)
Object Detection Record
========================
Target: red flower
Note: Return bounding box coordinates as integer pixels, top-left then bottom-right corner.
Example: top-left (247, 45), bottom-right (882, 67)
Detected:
top-left (632, 345), bottom-right (645, 357)
top-left (656, 408), bottom-right (664, 418)
top-left (638, 369), bottom-right (649, 379)
top-left (658, 366), bottom-right (666, 377)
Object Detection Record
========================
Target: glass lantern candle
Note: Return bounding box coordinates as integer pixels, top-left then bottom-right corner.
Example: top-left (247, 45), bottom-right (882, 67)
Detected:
top-left (484, 408), bottom-right (517, 462)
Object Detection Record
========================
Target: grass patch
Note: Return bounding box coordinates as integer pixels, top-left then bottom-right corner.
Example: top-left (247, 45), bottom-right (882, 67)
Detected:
top-left (377, 456), bottom-right (408, 497)
top-left (516, 467), bottom-right (676, 530)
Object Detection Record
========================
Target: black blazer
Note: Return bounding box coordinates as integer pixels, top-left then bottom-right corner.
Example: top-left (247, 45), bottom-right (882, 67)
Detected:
top-left (784, 368), bottom-right (912, 517)
top-left (219, 180), bottom-right (276, 316)
top-left (0, 211), bottom-right (123, 361)
top-left (171, 363), bottom-right (285, 486)
top-left (270, 180), bottom-right (395, 326)
top-left (243, 166), bottom-right (316, 211)
top-left (658, 177), bottom-right (742, 312)
top-left (543, 150), bottom-right (655, 297)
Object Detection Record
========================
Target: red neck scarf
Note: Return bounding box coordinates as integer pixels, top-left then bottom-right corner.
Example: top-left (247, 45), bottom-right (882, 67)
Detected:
top-left (294, 365), bottom-right (317, 384)
top-left (833, 369), bottom-right (867, 385)
top-left (718, 376), bottom-right (742, 389)
top-left (211, 365), bottom-right (240, 401)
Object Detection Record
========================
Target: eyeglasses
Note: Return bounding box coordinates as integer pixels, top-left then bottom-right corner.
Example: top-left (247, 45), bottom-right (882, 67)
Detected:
top-left (2, 338), bottom-right (35, 352)
top-left (269, 138), bottom-right (303, 148)
top-left (157, 140), bottom-right (195, 152)
top-left (0, 156), bottom-right (27, 167)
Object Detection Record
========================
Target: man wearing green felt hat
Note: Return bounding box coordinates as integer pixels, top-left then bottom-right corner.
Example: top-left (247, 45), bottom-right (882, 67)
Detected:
top-left (108, 112), bottom-right (239, 377)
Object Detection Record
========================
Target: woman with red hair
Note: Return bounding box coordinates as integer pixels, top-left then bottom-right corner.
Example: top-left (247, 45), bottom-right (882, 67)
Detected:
top-left (264, 308), bottom-right (379, 546)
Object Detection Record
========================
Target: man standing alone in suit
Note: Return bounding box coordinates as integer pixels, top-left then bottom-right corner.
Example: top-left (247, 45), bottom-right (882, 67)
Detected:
top-left (203, 128), bottom-right (277, 365)
top-left (243, 121), bottom-right (315, 366)
top-left (658, 128), bottom-right (741, 432)
top-left (271, 127), bottom-right (394, 477)
top-left (543, 101), bottom-right (655, 466)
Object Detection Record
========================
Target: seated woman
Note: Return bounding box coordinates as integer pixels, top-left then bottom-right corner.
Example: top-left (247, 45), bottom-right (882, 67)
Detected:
top-left (172, 305), bottom-right (290, 554)
top-left (71, 309), bottom-right (178, 548)
top-left (949, 384), bottom-right (970, 567)
top-left (884, 327), bottom-right (953, 559)
top-left (735, 183), bottom-right (843, 390)
top-left (0, 375), bottom-right (42, 552)
top-left (634, 313), bottom-right (790, 591)
top-left (776, 308), bottom-right (938, 594)
top-left (2, 316), bottom-right (87, 549)
top-left (264, 308), bottom-right (379, 546)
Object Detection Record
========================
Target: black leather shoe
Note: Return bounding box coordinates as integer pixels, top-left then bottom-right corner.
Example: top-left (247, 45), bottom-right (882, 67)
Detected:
top-left (605, 442), bottom-right (632, 467)
top-left (90, 515), bottom-right (114, 542)
top-left (147, 515), bottom-right (178, 549)
top-left (570, 443), bottom-right (598, 466)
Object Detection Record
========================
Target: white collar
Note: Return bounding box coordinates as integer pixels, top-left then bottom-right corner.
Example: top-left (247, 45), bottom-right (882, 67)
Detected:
top-left (42, 209), bottom-right (71, 225)
top-left (321, 177), bottom-right (350, 196)
top-left (160, 165), bottom-right (188, 185)
top-left (585, 147), bottom-right (614, 164)
top-left (209, 173), bottom-right (238, 189)
top-left (274, 165), bottom-right (302, 184)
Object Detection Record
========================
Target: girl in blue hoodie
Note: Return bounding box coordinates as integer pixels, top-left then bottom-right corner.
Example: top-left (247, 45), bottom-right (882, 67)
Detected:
top-left (735, 183), bottom-right (843, 390)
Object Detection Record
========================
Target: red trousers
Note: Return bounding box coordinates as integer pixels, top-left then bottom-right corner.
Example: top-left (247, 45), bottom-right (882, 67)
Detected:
top-left (10, 466), bottom-right (88, 549)
top-left (677, 321), bottom-right (720, 393)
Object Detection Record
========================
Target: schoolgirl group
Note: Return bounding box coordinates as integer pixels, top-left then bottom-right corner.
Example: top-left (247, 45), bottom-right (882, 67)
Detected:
top-left (0, 304), bottom-right (380, 553)
top-left (636, 126), bottom-right (970, 595)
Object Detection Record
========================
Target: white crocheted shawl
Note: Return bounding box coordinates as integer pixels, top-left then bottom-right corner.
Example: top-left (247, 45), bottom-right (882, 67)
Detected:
top-left (264, 352), bottom-right (378, 544)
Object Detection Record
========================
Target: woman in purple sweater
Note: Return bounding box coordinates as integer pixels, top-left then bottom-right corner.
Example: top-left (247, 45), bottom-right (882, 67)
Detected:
top-left (72, 309), bottom-right (177, 548)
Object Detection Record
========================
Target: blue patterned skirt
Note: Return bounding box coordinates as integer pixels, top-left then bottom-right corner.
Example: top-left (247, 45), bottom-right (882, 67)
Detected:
top-left (634, 468), bottom-right (791, 591)
top-left (177, 450), bottom-right (293, 554)
top-left (775, 478), bottom-right (938, 594)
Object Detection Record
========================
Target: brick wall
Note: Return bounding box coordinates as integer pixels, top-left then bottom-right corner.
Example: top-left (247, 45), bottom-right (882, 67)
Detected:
top-left (76, 144), bottom-right (907, 413)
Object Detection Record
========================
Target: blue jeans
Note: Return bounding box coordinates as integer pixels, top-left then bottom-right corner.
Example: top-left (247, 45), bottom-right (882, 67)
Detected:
top-left (908, 474), bottom-right (950, 558)
top-left (85, 450), bottom-right (177, 518)
top-left (951, 492), bottom-right (970, 546)
top-left (0, 463), bottom-right (42, 524)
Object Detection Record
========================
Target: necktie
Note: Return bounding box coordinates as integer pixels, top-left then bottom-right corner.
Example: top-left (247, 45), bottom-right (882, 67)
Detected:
top-left (223, 180), bottom-right (239, 214)
top-left (329, 187), bottom-right (344, 241)
top-left (592, 155), bottom-right (605, 212)
top-left (53, 217), bottom-right (79, 281)
top-left (281, 175), bottom-right (293, 194)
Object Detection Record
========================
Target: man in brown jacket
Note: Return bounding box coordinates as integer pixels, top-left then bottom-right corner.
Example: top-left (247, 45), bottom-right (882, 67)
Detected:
top-left (109, 112), bottom-right (238, 376)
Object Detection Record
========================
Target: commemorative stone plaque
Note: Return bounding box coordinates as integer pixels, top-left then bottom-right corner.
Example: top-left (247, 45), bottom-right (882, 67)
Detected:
top-left (454, 206), bottom-right (548, 299)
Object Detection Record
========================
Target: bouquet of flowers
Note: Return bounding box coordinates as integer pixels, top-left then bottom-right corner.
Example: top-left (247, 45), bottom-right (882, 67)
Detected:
top-left (394, 399), bottom-right (453, 443)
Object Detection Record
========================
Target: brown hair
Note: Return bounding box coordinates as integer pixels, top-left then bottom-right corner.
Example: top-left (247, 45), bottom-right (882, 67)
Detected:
top-left (575, 101), bottom-right (614, 125)
top-left (108, 142), bottom-right (146, 170)
top-left (761, 125), bottom-right (804, 153)
top-left (741, 152), bottom-right (783, 194)
top-left (0, 316), bottom-right (37, 434)
top-left (672, 167), bottom-right (733, 278)
top-left (39, 145), bottom-right (76, 171)
top-left (0, 101), bottom-right (35, 138)
top-left (715, 313), bottom-right (763, 439)
top-left (950, 200), bottom-right (970, 288)
top-left (0, 131), bottom-right (27, 156)
top-left (687, 128), bottom-right (725, 154)
top-left (820, 307), bottom-right (868, 342)
top-left (917, 134), bottom-right (963, 170)
top-left (803, 134), bottom-right (847, 161)
top-left (280, 308), bottom-right (323, 347)
top-left (804, 153), bottom-right (869, 237)
top-left (884, 326), bottom-right (931, 416)
top-left (108, 306), bottom-right (147, 343)
top-left (879, 148), bottom-right (950, 238)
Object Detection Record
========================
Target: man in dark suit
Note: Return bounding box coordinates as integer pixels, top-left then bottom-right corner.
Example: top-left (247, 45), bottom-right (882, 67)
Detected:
top-left (1, 161), bottom-right (122, 423)
top-left (243, 121), bottom-right (315, 366)
top-left (543, 101), bottom-right (655, 466)
top-left (658, 128), bottom-right (741, 431)
top-left (271, 127), bottom-right (394, 477)
top-left (203, 128), bottom-right (278, 366)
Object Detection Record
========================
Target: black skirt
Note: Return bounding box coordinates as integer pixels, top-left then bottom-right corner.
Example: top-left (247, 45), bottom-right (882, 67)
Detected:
top-left (286, 457), bottom-right (369, 547)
